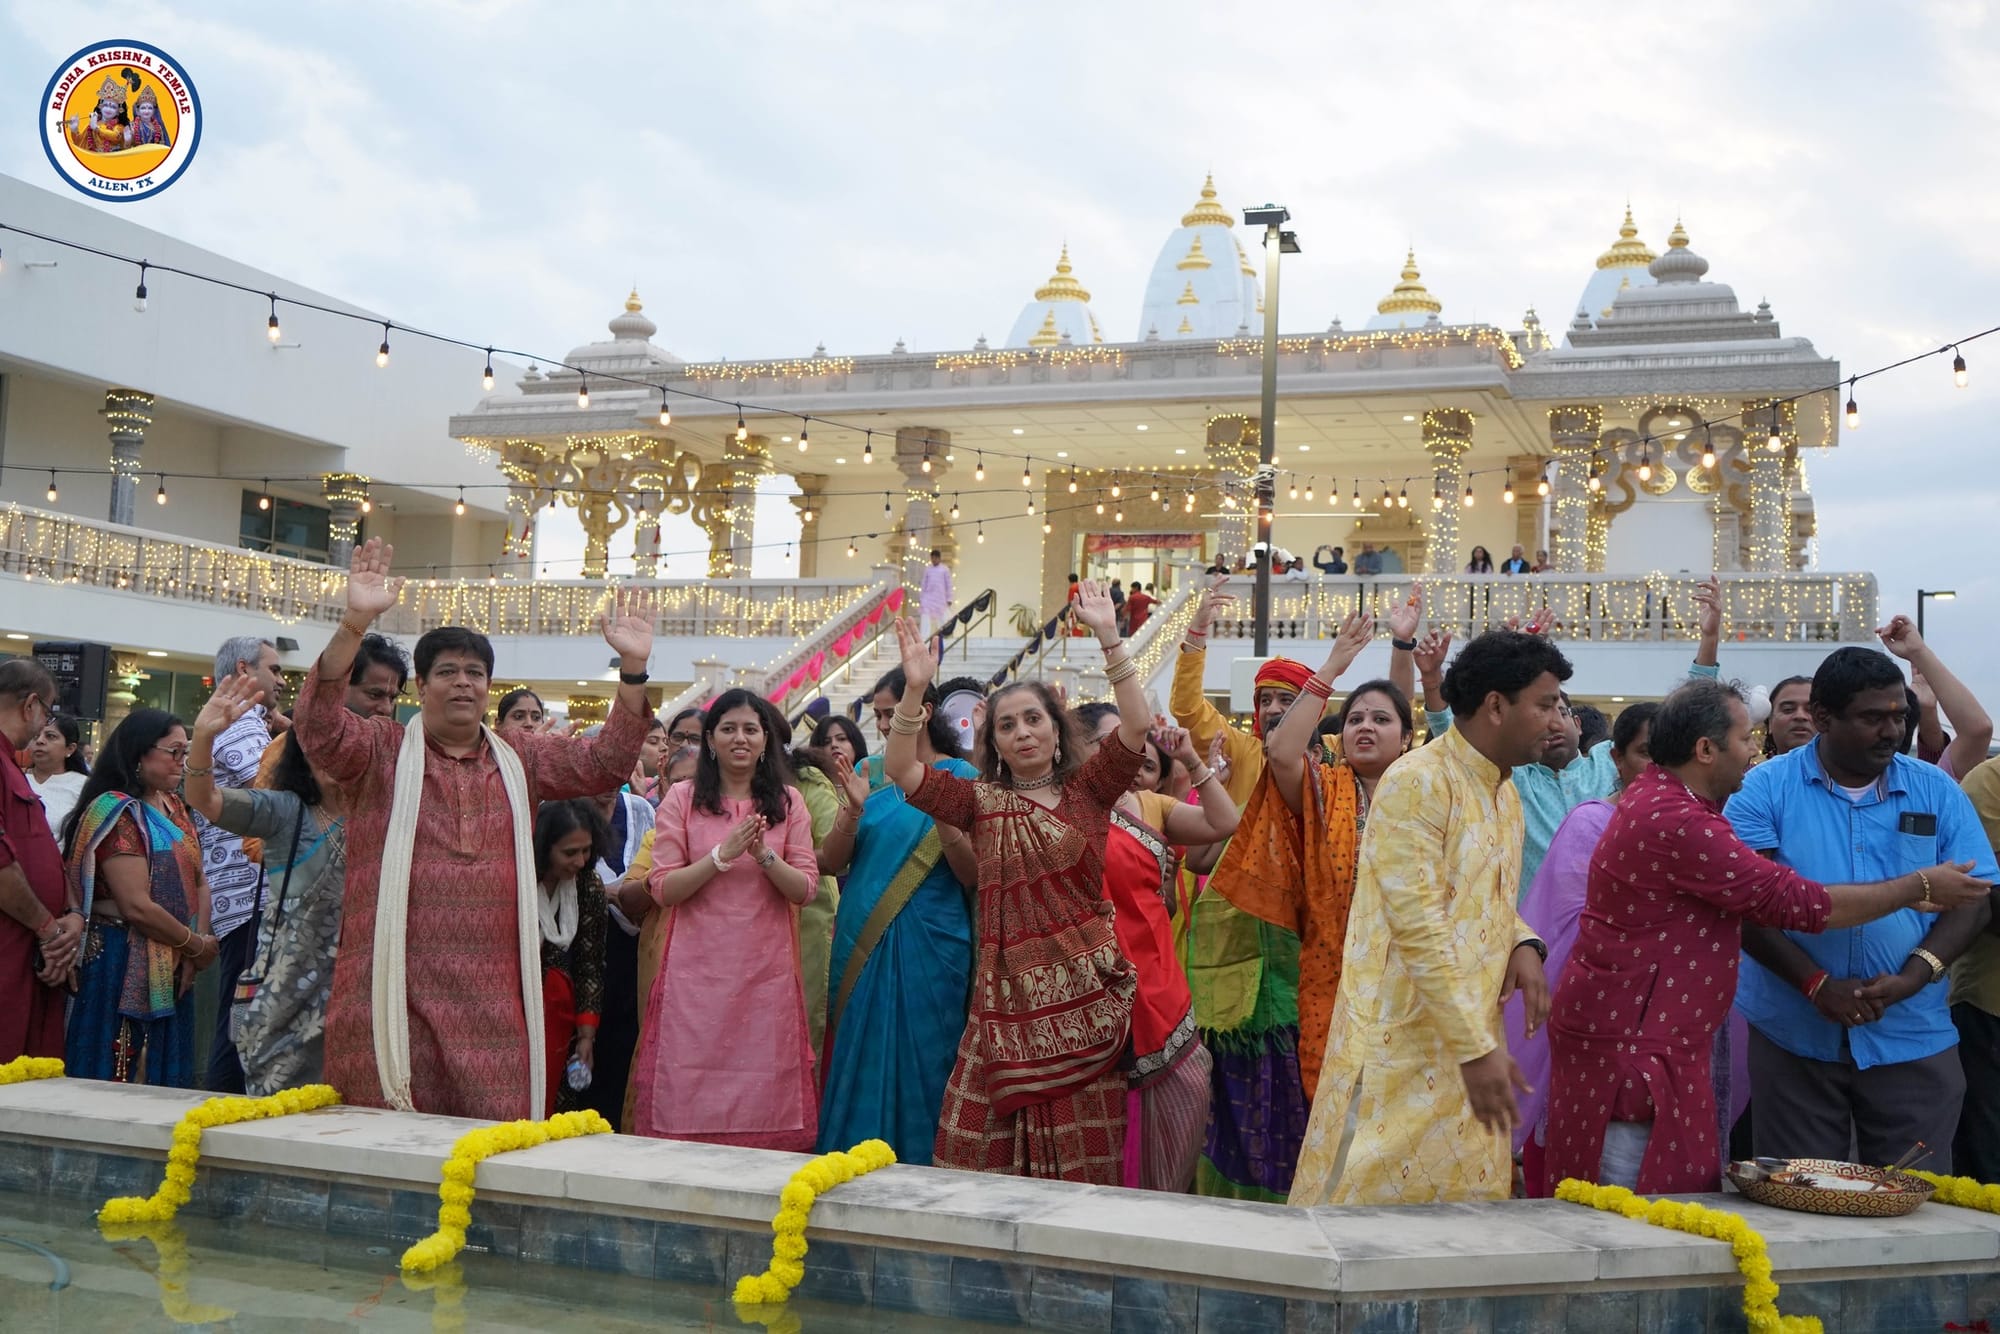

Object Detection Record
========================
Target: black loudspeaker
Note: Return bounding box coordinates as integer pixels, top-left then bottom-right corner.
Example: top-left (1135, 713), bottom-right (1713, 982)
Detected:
top-left (32, 641), bottom-right (111, 721)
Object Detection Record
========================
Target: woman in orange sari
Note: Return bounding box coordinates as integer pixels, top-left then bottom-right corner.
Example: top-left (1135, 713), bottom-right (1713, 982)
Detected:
top-left (1215, 612), bottom-right (1413, 1101)
top-left (883, 582), bottom-right (1152, 1183)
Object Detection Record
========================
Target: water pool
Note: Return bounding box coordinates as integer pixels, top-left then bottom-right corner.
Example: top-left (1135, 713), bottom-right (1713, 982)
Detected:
top-left (0, 1194), bottom-right (978, 1332)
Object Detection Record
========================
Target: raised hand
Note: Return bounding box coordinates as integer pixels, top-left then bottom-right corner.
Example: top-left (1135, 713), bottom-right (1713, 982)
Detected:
top-left (1324, 609), bottom-right (1375, 679)
top-left (193, 673), bottom-right (264, 740)
top-left (1206, 732), bottom-right (1229, 782)
top-left (1191, 573), bottom-right (1236, 635)
top-left (1413, 627), bottom-right (1454, 680)
top-left (1692, 575), bottom-right (1723, 642)
top-left (1156, 724), bottom-right (1199, 769)
top-left (1072, 578), bottom-right (1118, 637)
top-left (344, 537), bottom-right (405, 623)
top-left (1876, 614), bottom-right (1924, 661)
top-left (1387, 585), bottom-right (1423, 643)
top-left (601, 587), bottom-right (658, 667)
top-left (836, 759), bottom-right (871, 810)
top-left (894, 616), bottom-right (936, 693)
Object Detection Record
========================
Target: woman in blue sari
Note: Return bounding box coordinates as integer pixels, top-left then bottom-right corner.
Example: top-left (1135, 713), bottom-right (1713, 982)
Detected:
top-left (814, 668), bottom-right (979, 1163)
top-left (61, 708), bottom-right (219, 1087)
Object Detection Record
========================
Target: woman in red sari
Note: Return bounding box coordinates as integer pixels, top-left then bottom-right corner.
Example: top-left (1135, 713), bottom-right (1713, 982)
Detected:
top-left (884, 580), bottom-right (1153, 1183)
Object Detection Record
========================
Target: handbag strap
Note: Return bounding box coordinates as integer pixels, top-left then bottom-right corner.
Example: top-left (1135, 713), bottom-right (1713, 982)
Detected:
top-left (249, 800), bottom-right (309, 979)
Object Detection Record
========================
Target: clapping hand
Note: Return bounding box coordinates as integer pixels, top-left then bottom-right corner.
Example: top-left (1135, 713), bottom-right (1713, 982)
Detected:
top-left (1413, 627), bottom-right (1454, 679)
top-left (716, 814), bottom-right (766, 863)
top-left (343, 538), bottom-right (404, 624)
top-left (194, 673), bottom-right (264, 741)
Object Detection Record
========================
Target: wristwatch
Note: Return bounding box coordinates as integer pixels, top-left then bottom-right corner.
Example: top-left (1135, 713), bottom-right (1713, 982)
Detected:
top-left (619, 669), bottom-right (650, 686)
top-left (1517, 937), bottom-right (1549, 963)
top-left (756, 846), bottom-right (777, 868)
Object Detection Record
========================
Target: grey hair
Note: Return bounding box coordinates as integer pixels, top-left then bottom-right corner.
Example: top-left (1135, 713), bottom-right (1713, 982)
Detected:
top-left (213, 635), bottom-right (276, 683)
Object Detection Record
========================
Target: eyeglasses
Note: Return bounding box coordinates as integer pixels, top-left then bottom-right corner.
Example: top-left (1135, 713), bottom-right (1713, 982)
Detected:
top-left (669, 730), bottom-right (702, 746)
top-left (1555, 706), bottom-right (1575, 719)
top-left (153, 744), bottom-right (190, 760)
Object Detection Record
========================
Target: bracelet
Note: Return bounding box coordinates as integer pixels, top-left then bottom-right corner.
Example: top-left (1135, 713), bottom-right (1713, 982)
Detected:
top-left (1917, 869), bottom-right (1934, 907)
top-left (710, 846), bottom-right (733, 874)
top-left (1300, 676), bottom-right (1334, 700)
top-left (1104, 659), bottom-right (1139, 686)
top-left (1911, 947), bottom-right (1947, 984)
top-left (183, 764), bottom-right (214, 778)
top-left (889, 710), bottom-right (926, 736)
top-left (1391, 637), bottom-right (1418, 652)
top-left (1801, 969), bottom-right (1830, 1001)
top-left (338, 616), bottom-right (373, 637)
top-left (756, 846), bottom-right (777, 869)
top-left (1187, 763), bottom-right (1214, 787)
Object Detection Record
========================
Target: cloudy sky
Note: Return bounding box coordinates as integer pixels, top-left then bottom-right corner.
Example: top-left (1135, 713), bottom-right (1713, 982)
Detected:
top-left (3, 2), bottom-right (1995, 699)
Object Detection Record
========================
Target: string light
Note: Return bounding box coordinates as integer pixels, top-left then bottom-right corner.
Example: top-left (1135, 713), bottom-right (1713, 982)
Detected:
top-left (362, 497), bottom-right (373, 514)
top-left (735, 406), bottom-right (748, 443)
top-left (1304, 478), bottom-right (1314, 501)
top-left (154, 474), bottom-right (167, 506)
top-left (862, 432), bottom-right (874, 465)
top-left (1095, 498), bottom-right (1106, 515)
top-left (949, 494), bottom-right (960, 520)
top-left (1502, 479), bottom-right (1516, 504)
top-left (1067, 469), bottom-right (1078, 494)
top-left (576, 374), bottom-right (590, 410)
top-left (1954, 348), bottom-right (1969, 388)
top-left (1638, 446), bottom-right (1653, 483)
top-left (974, 453), bottom-right (986, 482)
top-left (1114, 507), bottom-right (1125, 522)
top-left (1431, 485), bottom-right (1444, 511)
top-left (133, 261), bottom-right (148, 313)
top-left (1288, 478), bottom-right (1299, 500)
top-left (1022, 461), bottom-right (1033, 488)
top-left (977, 523), bottom-right (986, 544)
top-left (1150, 483), bottom-right (1161, 501)
top-left (266, 294), bottom-right (280, 343)
top-left (920, 446), bottom-right (932, 473)
top-left (1043, 518), bottom-right (1053, 534)
top-left (1766, 412), bottom-right (1783, 452)
top-left (1026, 495), bottom-right (1036, 515)
top-left (1537, 470), bottom-right (1551, 497)
top-left (455, 487), bottom-right (466, 517)
top-left (1110, 478), bottom-right (1122, 499)
top-left (483, 349), bottom-right (496, 393)
top-left (1844, 379), bottom-right (1859, 430)
top-left (798, 418), bottom-right (810, 452)
top-left (44, 471), bottom-right (57, 504)
top-left (658, 388), bottom-right (671, 427)
top-left (258, 480), bottom-right (271, 511)
top-left (1701, 431), bottom-right (1717, 469)
top-left (847, 539), bottom-right (858, 558)
top-left (1398, 486), bottom-right (1409, 509)
top-left (1352, 482), bottom-right (1363, 509)
top-left (376, 322), bottom-right (391, 368)
top-left (1380, 486), bottom-right (1393, 511)
top-left (883, 491), bottom-right (892, 518)
top-left (1462, 482), bottom-right (1475, 507)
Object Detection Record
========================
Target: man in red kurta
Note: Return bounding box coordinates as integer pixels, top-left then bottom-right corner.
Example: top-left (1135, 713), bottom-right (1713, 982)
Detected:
top-left (1543, 680), bottom-right (1988, 1194)
top-left (296, 539), bottom-right (655, 1121)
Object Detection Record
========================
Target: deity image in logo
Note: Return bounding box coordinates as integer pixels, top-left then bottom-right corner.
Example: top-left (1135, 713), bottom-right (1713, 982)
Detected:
top-left (39, 41), bottom-right (201, 202)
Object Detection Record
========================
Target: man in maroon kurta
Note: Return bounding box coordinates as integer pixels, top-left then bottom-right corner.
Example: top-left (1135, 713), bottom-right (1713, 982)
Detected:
top-left (296, 539), bottom-right (655, 1121)
top-left (1543, 680), bottom-right (1987, 1193)
top-left (0, 661), bottom-right (76, 1062)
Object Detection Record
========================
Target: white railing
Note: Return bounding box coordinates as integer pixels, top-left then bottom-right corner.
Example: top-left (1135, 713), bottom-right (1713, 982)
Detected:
top-left (1196, 571), bottom-right (1878, 645)
top-left (0, 503), bottom-right (871, 639)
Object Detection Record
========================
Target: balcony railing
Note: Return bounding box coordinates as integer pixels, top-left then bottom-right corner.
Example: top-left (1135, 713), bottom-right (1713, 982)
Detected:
top-left (0, 504), bottom-right (868, 639)
top-left (1196, 571), bottom-right (1878, 645)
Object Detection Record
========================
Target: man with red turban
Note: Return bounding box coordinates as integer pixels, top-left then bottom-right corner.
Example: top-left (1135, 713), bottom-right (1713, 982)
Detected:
top-left (1169, 573), bottom-right (1423, 1198)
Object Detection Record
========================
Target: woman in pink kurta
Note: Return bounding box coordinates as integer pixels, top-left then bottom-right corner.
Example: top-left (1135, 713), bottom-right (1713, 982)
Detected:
top-left (632, 690), bottom-right (821, 1150)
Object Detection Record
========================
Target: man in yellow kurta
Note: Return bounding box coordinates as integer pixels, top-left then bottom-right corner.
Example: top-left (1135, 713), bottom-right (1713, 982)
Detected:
top-left (1289, 629), bottom-right (1567, 1206)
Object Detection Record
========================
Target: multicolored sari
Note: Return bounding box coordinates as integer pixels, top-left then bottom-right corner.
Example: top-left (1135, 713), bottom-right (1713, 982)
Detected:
top-left (907, 737), bottom-right (1143, 1183)
top-left (64, 793), bottom-right (202, 1087)
top-left (817, 757), bottom-right (977, 1164)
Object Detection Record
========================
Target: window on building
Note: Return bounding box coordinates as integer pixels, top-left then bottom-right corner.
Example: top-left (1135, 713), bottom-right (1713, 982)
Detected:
top-left (239, 491), bottom-right (340, 562)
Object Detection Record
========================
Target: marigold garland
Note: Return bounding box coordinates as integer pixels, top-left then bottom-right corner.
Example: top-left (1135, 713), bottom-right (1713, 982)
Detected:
top-left (1555, 1179), bottom-right (1822, 1334)
top-left (731, 1139), bottom-right (897, 1309)
top-left (1908, 1168), bottom-right (2000, 1214)
top-left (97, 1083), bottom-right (342, 1225)
top-left (0, 1056), bottom-right (64, 1084)
top-left (401, 1259), bottom-right (468, 1333)
top-left (400, 1109), bottom-right (612, 1273)
top-left (99, 1219), bottom-right (237, 1325)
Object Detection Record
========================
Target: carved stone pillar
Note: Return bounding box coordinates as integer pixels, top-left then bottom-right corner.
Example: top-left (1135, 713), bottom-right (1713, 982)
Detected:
top-left (631, 504), bottom-right (663, 579)
top-left (502, 485), bottom-right (539, 576)
top-left (1743, 400), bottom-right (1793, 572)
top-left (1204, 415), bottom-right (1258, 562)
top-left (693, 462), bottom-right (736, 579)
top-left (717, 434), bottom-right (773, 576)
top-left (320, 473), bottom-right (370, 568)
top-left (101, 389), bottom-right (154, 526)
top-left (1421, 409), bottom-right (1474, 575)
top-left (894, 428), bottom-right (954, 591)
top-left (1546, 405), bottom-right (1602, 572)
top-left (790, 473), bottom-right (826, 577)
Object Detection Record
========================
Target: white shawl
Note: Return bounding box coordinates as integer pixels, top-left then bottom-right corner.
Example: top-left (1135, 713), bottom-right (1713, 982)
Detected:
top-left (374, 719), bottom-right (545, 1119)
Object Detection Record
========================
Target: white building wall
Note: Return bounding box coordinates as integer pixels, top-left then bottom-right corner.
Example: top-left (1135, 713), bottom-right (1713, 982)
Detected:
top-left (1604, 493), bottom-right (1715, 575)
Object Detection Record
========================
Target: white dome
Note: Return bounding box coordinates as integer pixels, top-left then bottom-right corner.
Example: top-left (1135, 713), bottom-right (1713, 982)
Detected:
top-left (1135, 176), bottom-right (1261, 340)
top-left (1565, 207), bottom-right (1659, 344)
top-left (1004, 246), bottom-right (1105, 348)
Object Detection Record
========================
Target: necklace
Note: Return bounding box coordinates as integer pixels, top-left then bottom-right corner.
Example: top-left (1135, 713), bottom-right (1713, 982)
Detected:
top-left (1008, 771), bottom-right (1059, 791)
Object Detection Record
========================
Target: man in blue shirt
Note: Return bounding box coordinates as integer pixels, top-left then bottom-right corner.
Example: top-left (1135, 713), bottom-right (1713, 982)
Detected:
top-left (1729, 646), bottom-right (1997, 1170)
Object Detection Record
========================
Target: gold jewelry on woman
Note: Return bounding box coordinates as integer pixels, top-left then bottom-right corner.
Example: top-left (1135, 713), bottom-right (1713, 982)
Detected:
top-left (1187, 763), bottom-right (1215, 787)
top-left (1104, 659), bottom-right (1138, 686)
top-left (889, 711), bottom-right (926, 736)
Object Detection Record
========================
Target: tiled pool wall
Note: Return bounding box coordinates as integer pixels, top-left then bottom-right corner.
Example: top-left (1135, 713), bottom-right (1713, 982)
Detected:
top-left (4, 1137), bottom-right (1996, 1333)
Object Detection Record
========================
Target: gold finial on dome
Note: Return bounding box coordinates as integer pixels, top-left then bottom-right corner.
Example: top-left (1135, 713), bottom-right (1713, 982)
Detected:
top-left (1375, 248), bottom-right (1442, 318)
top-left (1028, 309), bottom-right (1062, 348)
top-left (1178, 235), bottom-right (1213, 271)
top-left (1594, 205), bottom-right (1657, 271)
top-left (1180, 173), bottom-right (1234, 228)
top-left (1033, 244), bottom-right (1092, 303)
top-left (1177, 314), bottom-right (1195, 335)
top-left (624, 287), bottom-right (644, 312)
top-left (1666, 217), bottom-right (1690, 248)
top-left (1176, 281), bottom-right (1201, 306)
top-left (1235, 236), bottom-right (1257, 277)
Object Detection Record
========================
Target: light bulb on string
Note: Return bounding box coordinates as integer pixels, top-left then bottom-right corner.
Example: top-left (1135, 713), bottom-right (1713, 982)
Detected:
top-left (1844, 379), bottom-right (1859, 429)
top-left (658, 388), bottom-right (671, 427)
top-left (921, 447), bottom-right (932, 473)
top-left (577, 375), bottom-right (590, 410)
top-left (732, 407), bottom-right (748, 443)
top-left (1954, 348), bottom-right (1969, 388)
top-left (977, 524), bottom-right (986, 544)
top-left (974, 453), bottom-right (986, 482)
top-left (1502, 480), bottom-right (1516, 505)
top-left (1042, 518), bottom-right (1053, 534)
top-left (1095, 498), bottom-right (1106, 515)
top-left (45, 471), bottom-right (57, 504)
top-left (266, 294), bottom-right (280, 343)
top-left (1110, 478), bottom-right (1122, 499)
top-left (1352, 482), bottom-right (1362, 509)
top-left (258, 480), bottom-right (271, 511)
top-left (1638, 447), bottom-right (1653, 482)
top-left (1288, 478), bottom-right (1299, 500)
top-left (455, 487), bottom-right (466, 517)
top-left (883, 492), bottom-right (892, 518)
top-left (1398, 485), bottom-right (1409, 509)
top-left (1431, 486), bottom-right (1443, 511)
top-left (1022, 461), bottom-right (1033, 488)
top-left (1026, 496), bottom-right (1036, 515)
top-left (483, 349), bottom-right (496, 393)
top-left (1184, 492), bottom-right (1196, 513)
top-left (1766, 413), bottom-right (1783, 452)
top-left (155, 474), bottom-right (167, 506)
top-left (376, 322), bottom-right (391, 368)
top-left (798, 418), bottom-right (811, 453)
top-left (133, 261), bottom-right (148, 313)
top-left (1067, 469), bottom-right (1078, 494)
top-left (950, 494), bottom-right (961, 520)
top-left (1150, 484), bottom-right (1161, 501)
top-left (1304, 478), bottom-right (1315, 501)
top-left (847, 540), bottom-right (858, 558)
top-left (863, 432), bottom-right (874, 465)
top-left (1380, 486), bottom-right (1393, 511)
top-left (1462, 483), bottom-right (1475, 508)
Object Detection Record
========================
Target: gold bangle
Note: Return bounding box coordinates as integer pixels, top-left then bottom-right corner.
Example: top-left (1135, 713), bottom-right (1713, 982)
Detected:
top-left (1918, 869), bottom-right (1934, 907)
top-left (1104, 660), bottom-right (1138, 685)
top-left (889, 713), bottom-right (925, 736)
top-left (1911, 947), bottom-right (1947, 984)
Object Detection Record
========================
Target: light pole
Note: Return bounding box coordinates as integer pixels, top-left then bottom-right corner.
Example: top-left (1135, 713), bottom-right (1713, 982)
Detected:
top-left (1242, 204), bottom-right (1299, 657)
top-left (1917, 588), bottom-right (1956, 639)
